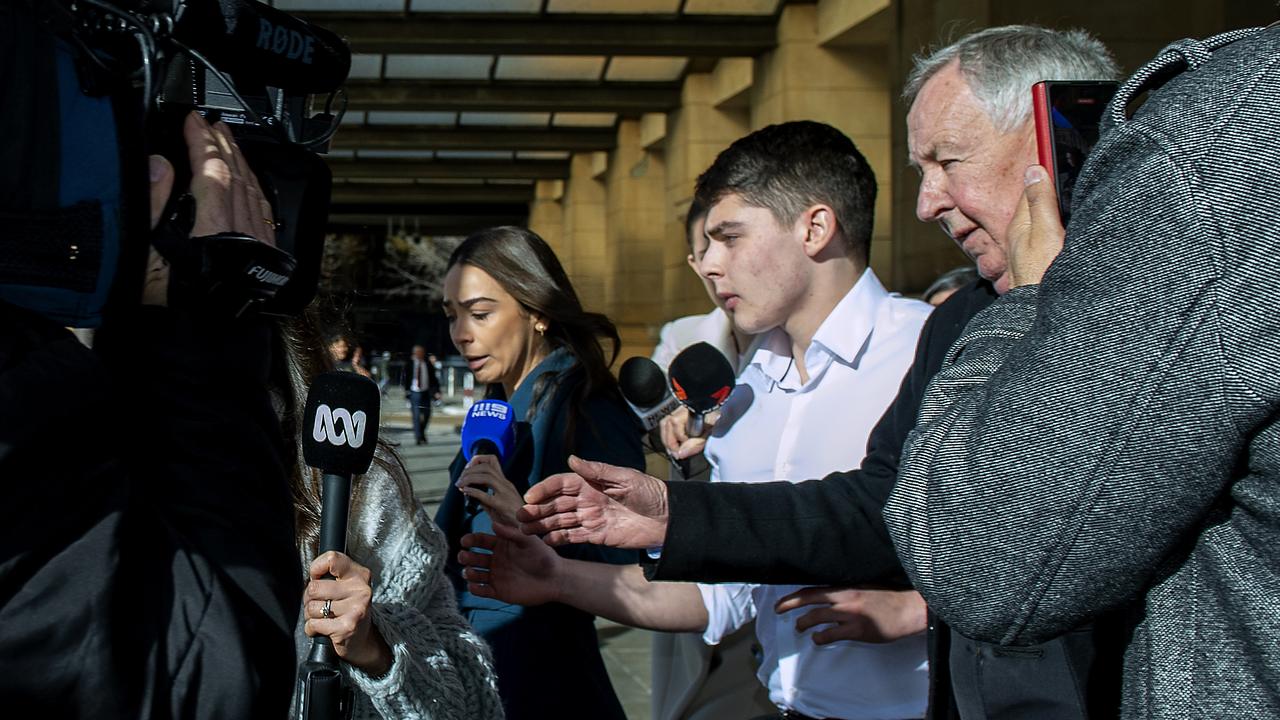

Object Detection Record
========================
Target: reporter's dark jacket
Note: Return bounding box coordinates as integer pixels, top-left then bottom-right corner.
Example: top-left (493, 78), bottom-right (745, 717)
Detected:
top-left (402, 356), bottom-right (440, 394)
top-left (437, 347), bottom-right (643, 720)
top-left (0, 302), bottom-right (301, 718)
top-left (645, 280), bottom-right (1121, 720)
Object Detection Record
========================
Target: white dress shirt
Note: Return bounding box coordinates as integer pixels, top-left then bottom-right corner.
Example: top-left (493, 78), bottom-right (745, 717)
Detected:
top-left (649, 308), bottom-right (776, 720)
top-left (410, 358), bottom-right (427, 393)
top-left (698, 269), bottom-right (932, 720)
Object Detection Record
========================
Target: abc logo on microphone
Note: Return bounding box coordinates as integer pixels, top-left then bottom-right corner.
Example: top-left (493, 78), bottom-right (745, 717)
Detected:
top-left (312, 404), bottom-right (367, 449)
top-left (302, 372), bottom-right (381, 477)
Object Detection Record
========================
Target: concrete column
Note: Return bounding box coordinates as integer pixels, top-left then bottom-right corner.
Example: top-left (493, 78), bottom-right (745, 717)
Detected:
top-left (750, 3), bottom-right (899, 285)
top-left (662, 73), bottom-right (750, 325)
top-left (528, 180), bottom-right (565, 257)
top-left (605, 119), bottom-right (667, 362)
top-left (560, 152), bottom-right (608, 313)
top-left (887, 0), bottom-right (978, 294)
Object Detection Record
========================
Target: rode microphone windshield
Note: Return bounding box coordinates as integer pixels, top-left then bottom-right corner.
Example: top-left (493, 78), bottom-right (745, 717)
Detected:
top-left (461, 399), bottom-right (516, 463)
top-left (302, 371), bottom-right (380, 478)
top-left (619, 356), bottom-right (681, 432)
top-left (168, 0), bottom-right (352, 95)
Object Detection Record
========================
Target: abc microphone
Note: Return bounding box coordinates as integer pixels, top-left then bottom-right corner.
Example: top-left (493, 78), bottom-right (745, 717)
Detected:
top-left (460, 399), bottom-right (517, 515)
top-left (297, 371), bottom-right (380, 720)
top-left (668, 342), bottom-right (735, 438)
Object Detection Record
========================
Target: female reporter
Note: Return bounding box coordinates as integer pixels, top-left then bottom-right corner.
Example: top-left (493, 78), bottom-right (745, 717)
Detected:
top-left (279, 313), bottom-right (503, 720)
top-left (434, 227), bottom-right (643, 720)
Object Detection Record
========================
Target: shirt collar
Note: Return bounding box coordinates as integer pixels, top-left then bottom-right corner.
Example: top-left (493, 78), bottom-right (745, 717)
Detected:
top-left (811, 268), bottom-right (888, 366)
top-left (747, 268), bottom-right (889, 385)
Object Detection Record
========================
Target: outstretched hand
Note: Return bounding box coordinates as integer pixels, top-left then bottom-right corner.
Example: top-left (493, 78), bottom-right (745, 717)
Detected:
top-left (517, 455), bottom-right (669, 549)
top-left (459, 521), bottom-right (562, 607)
top-left (774, 587), bottom-right (928, 645)
top-left (1006, 165), bottom-right (1066, 289)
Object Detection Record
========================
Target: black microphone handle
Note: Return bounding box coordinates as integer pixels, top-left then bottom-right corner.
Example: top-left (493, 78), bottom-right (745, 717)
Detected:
top-left (318, 472), bottom-right (352, 560)
top-left (313, 472), bottom-right (352, 647)
top-left (646, 425), bottom-right (689, 480)
top-left (676, 454), bottom-right (693, 480)
top-left (669, 411), bottom-right (713, 480)
top-left (464, 439), bottom-right (501, 515)
top-left (645, 426), bottom-right (667, 457)
top-left (298, 471), bottom-right (355, 720)
top-left (687, 410), bottom-right (707, 439)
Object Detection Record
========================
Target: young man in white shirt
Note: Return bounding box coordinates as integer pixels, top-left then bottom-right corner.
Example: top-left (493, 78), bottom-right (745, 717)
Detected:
top-left (648, 199), bottom-right (773, 720)
top-left (460, 121), bottom-right (932, 720)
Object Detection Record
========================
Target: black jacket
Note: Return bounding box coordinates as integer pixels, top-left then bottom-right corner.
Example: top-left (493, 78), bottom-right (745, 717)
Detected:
top-left (403, 356), bottom-right (440, 394)
top-left (645, 280), bottom-right (1118, 720)
top-left (0, 302), bottom-right (301, 718)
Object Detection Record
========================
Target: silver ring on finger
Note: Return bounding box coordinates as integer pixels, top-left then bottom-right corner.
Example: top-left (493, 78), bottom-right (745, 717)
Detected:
top-left (321, 599), bottom-right (333, 619)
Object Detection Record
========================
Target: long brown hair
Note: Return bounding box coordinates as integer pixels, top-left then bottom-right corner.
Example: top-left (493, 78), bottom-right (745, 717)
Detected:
top-left (447, 226), bottom-right (624, 450)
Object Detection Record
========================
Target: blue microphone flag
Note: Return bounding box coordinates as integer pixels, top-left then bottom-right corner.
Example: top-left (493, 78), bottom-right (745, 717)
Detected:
top-left (461, 399), bottom-right (516, 463)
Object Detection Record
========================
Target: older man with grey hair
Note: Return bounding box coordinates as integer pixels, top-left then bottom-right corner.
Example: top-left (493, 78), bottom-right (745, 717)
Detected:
top-left (512, 25), bottom-right (1121, 720)
top-left (888, 21), bottom-right (1280, 720)
top-left (905, 25), bottom-right (1117, 295)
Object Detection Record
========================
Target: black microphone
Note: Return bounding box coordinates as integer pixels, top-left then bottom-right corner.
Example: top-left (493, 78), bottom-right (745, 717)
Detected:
top-left (668, 342), bottom-right (735, 438)
top-left (619, 356), bottom-right (682, 455)
top-left (296, 371), bottom-right (380, 720)
top-left (169, 0), bottom-right (352, 94)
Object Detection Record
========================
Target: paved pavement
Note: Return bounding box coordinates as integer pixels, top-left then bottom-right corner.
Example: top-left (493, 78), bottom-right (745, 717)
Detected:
top-left (382, 399), bottom-right (656, 720)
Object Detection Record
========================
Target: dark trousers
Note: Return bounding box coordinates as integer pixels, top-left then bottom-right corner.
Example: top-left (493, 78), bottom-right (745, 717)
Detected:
top-left (410, 390), bottom-right (431, 443)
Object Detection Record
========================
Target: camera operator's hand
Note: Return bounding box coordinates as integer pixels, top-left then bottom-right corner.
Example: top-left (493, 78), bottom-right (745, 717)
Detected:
top-left (143, 112), bottom-right (276, 305)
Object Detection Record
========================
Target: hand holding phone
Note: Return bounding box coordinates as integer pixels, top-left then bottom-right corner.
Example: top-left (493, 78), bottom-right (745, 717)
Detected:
top-left (1006, 165), bottom-right (1067, 289)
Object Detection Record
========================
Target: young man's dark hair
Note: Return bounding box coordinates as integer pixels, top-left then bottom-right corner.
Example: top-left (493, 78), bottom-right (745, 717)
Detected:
top-left (693, 120), bottom-right (876, 263)
top-left (683, 198), bottom-right (707, 251)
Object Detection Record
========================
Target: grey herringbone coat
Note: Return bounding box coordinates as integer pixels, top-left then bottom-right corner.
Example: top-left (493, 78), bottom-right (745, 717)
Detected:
top-left (887, 27), bottom-right (1280, 719)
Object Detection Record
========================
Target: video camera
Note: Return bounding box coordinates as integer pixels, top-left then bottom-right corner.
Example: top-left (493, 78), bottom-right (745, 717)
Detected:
top-left (0, 0), bottom-right (351, 325)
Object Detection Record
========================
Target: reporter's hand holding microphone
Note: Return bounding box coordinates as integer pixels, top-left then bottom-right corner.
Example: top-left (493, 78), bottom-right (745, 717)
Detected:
top-left (658, 405), bottom-right (724, 461)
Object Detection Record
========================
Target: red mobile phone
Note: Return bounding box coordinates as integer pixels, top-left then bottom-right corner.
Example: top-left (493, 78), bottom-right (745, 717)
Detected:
top-left (1031, 81), bottom-right (1118, 224)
